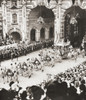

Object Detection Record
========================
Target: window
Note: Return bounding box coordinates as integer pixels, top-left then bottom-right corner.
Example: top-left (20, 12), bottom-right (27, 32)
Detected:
top-left (40, 28), bottom-right (45, 40)
top-left (12, 13), bottom-right (17, 24)
top-left (30, 29), bottom-right (36, 41)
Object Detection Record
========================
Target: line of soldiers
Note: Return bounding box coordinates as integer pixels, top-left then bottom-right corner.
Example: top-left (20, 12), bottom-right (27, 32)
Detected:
top-left (0, 39), bottom-right (54, 62)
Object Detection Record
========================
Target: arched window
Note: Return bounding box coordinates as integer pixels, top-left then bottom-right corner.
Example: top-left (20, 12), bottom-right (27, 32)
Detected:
top-left (12, 13), bottom-right (17, 24)
top-left (40, 28), bottom-right (45, 40)
top-left (30, 29), bottom-right (36, 41)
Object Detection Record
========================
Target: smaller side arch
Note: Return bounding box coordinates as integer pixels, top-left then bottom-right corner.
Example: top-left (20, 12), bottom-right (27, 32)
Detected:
top-left (30, 28), bottom-right (36, 42)
top-left (8, 28), bottom-right (22, 36)
top-left (40, 27), bottom-right (45, 40)
top-left (8, 28), bottom-right (22, 43)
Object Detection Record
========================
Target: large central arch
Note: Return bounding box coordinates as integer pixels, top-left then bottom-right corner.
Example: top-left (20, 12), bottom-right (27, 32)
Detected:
top-left (28, 5), bottom-right (55, 42)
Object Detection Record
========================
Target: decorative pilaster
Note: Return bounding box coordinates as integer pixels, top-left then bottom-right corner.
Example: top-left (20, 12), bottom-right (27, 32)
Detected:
top-left (22, 0), bottom-right (26, 41)
top-left (45, 28), bottom-right (49, 40)
top-left (26, 9), bottom-right (31, 41)
top-left (28, 29), bottom-right (31, 43)
top-left (2, 0), bottom-right (7, 39)
top-left (53, 4), bottom-right (61, 46)
top-left (17, 0), bottom-right (20, 8)
top-left (36, 29), bottom-right (40, 41)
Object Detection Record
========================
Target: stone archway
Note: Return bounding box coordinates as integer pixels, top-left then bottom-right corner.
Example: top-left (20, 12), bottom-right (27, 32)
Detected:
top-left (28, 5), bottom-right (55, 42)
top-left (30, 28), bottom-right (36, 41)
top-left (8, 28), bottom-right (22, 43)
top-left (11, 32), bottom-right (21, 43)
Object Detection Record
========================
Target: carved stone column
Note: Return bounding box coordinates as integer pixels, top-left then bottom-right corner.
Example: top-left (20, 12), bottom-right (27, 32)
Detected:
top-left (22, 0), bottom-right (26, 41)
top-left (2, 0), bottom-right (7, 39)
top-left (26, 8), bottom-right (31, 42)
top-left (45, 28), bottom-right (49, 40)
top-left (36, 29), bottom-right (40, 41)
top-left (53, 4), bottom-right (61, 46)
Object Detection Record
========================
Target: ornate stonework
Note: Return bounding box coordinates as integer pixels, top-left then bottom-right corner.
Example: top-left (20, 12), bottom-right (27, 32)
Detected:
top-left (0, 0), bottom-right (85, 44)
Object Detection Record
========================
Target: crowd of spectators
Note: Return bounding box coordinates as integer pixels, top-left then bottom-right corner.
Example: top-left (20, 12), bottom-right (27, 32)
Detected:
top-left (0, 45), bottom-right (86, 100)
top-left (1, 46), bottom-right (85, 83)
top-left (0, 35), bottom-right (15, 46)
top-left (0, 35), bottom-right (86, 100)
top-left (0, 39), bottom-right (54, 62)
top-left (0, 61), bottom-right (86, 100)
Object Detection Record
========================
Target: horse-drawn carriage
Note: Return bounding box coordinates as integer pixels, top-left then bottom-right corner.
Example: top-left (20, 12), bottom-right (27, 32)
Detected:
top-left (55, 41), bottom-right (70, 59)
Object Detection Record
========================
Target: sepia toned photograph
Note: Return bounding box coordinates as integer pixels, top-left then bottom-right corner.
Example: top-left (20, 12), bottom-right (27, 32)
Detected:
top-left (0, 0), bottom-right (86, 100)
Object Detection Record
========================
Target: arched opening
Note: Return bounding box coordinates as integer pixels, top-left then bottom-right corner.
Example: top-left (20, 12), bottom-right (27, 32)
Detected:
top-left (29, 6), bottom-right (55, 42)
top-left (40, 28), bottom-right (45, 40)
top-left (64, 6), bottom-right (86, 47)
top-left (11, 32), bottom-right (21, 43)
top-left (30, 29), bottom-right (36, 41)
top-left (49, 27), bottom-right (54, 39)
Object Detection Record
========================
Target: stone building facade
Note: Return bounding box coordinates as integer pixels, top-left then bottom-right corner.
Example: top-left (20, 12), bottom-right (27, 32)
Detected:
top-left (0, 0), bottom-right (86, 45)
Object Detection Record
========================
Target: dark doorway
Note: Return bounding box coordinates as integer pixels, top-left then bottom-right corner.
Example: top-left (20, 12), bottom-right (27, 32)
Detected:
top-left (64, 6), bottom-right (85, 47)
top-left (40, 28), bottom-right (45, 40)
top-left (30, 29), bottom-right (36, 41)
top-left (11, 32), bottom-right (21, 43)
top-left (49, 27), bottom-right (54, 38)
